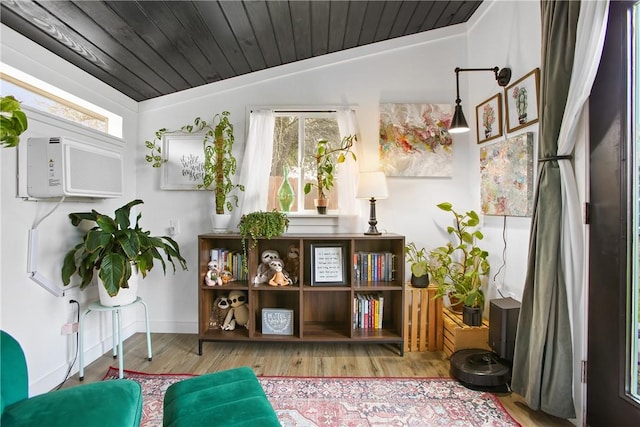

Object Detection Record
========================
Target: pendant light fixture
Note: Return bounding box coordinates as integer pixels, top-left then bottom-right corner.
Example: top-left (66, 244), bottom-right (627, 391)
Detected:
top-left (449, 67), bottom-right (513, 134)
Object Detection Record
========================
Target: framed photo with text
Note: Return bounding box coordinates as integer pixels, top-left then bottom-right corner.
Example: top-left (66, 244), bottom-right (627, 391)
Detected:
top-left (504, 68), bottom-right (540, 133)
top-left (161, 134), bottom-right (205, 190)
top-left (310, 243), bottom-right (348, 286)
top-left (475, 93), bottom-right (503, 144)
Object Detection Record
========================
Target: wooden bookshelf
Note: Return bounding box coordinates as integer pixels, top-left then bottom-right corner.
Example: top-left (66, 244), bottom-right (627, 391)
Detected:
top-left (197, 233), bottom-right (405, 355)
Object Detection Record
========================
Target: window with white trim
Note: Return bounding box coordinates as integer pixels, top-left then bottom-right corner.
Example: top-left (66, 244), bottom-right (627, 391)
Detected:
top-left (0, 65), bottom-right (122, 137)
top-left (268, 111), bottom-right (342, 213)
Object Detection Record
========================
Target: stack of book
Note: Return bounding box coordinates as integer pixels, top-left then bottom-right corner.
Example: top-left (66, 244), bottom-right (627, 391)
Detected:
top-left (353, 293), bottom-right (384, 329)
top-left (209, 248), bottom-right (247, 281)
top-left (353, 251), bottom-right (396, 282)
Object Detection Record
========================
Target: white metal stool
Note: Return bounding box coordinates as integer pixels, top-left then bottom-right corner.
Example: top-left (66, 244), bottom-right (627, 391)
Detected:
top-left (78, 297), bottom-right (152, 380)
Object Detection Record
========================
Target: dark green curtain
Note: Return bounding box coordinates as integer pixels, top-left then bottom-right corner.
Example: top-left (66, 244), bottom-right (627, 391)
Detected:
top-left (510, 1), bottom-right (580, 419)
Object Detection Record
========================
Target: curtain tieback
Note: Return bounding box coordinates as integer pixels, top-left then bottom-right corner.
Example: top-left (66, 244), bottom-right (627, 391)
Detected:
top-left (538, 155), bottom-right (573, 162)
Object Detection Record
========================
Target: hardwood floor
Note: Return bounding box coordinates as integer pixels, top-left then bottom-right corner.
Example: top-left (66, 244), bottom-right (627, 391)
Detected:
top-left (65, 333), bottom-right (573, 427)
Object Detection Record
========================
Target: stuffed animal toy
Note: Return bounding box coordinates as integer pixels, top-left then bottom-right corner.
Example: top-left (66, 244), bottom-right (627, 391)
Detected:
top-left (284, 244), bottom-right (300, 284)
top-left (254, 249), bottom-right (280, 284)
top-left (223, 290), bottom-right (249, 330)
top-left (209, 295), bottom-right (231, 329)
top-left (268, 258), bottom-right (293, 287)
top-left (204, 261), bottom-right (223, 286)
top-left (220, 269), bottom-right (235, 284)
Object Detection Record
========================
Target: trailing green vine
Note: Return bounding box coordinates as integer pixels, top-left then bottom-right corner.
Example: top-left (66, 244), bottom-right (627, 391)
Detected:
top-left (144, 112), bottom-right (244, 214)
top-left (238, 211), bottom-right (289, 273)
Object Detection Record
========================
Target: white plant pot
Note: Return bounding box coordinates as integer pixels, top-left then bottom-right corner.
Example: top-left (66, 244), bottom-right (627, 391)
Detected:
top-left (211, 213), bottom-right (233, 233)
top-left (98, 266), bottom-right (139, 307)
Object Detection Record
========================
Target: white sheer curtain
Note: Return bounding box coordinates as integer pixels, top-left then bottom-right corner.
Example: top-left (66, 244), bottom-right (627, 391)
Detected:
top-left (556, 0), bottom-right (608, 420)
top-left (229, 110), bottom-right (275, 229)
top-left (336, 108), bottom-right (361, 218)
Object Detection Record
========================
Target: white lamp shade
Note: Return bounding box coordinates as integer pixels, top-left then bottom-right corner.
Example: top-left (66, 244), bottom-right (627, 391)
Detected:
top-left (356, 171), bottom-right (388, 199)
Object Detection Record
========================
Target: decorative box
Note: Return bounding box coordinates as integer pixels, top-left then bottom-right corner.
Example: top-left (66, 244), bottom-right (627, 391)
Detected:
top-left (262, 308), bottom-right (294, 335)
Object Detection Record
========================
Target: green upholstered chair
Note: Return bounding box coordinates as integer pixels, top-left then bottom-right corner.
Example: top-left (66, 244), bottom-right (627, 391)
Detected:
top-left (163, 366), bottom-right (280, 427)
top-left (1, 330), bottom-right (143, 427)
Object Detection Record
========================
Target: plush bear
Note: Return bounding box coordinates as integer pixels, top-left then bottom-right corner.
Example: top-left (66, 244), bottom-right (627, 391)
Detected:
top-left (254, 249), bottom-right (280, 284)
top-left (209, 295), bottom-right (231, 329)
top-left (204, 261), bottom-right (223, 286)
top-left (268, 258), bottom-right (293, 287)
top-left (223, 290), bottom-right (249, 330)
top-left (284, 244), bottom-right (300, 284)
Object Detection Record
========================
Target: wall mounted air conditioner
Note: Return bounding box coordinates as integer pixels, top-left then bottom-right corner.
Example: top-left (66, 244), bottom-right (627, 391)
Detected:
top-left (26, 136), bottom-right (123, 198)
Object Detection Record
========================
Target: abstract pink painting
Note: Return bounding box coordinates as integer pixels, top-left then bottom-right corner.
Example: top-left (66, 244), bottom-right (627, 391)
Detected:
top-left (379, 103), bottom-right (453, 177)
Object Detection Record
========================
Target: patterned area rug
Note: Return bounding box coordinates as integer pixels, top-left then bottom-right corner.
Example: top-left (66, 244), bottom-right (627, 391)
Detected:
top-left (103, 367), bottom-right (520, 426)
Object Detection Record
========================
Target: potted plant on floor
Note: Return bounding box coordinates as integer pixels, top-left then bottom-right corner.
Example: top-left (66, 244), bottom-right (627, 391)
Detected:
top-left (1, 95), bottom-right (28, 147)
top-left (61, 199), bottom-right (188, 306)
top-left (303, 135), bottom-right (357, 214)
top-left (431, 202), bottom-right (490, 326)
top-left (144, 111), bottom-right (244, 232)
top-left (237, 210), bottom-right (289, 274)
top-left (404, 241), bottom-right (429, 288)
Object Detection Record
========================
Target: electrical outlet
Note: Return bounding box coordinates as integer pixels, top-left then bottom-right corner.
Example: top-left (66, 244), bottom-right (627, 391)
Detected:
top-left (61, 322), bottom-right (79, 335)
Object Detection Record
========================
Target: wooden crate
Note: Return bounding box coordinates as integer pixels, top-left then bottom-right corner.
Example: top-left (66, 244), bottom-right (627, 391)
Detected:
top-left (403, 284), bottom-right (443, 352)
top-left (443, 309), bottom-right (490, 358)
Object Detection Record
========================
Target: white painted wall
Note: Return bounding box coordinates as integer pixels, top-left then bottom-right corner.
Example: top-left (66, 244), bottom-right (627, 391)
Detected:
top-left (1, 25), bottom-right (139, 395)
top-left (1, 0), bottom-right (547, 400)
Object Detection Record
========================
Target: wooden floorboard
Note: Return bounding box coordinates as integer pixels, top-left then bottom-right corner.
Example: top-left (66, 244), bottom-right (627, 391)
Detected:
top-left (63, 333), bottom-right (573, 427)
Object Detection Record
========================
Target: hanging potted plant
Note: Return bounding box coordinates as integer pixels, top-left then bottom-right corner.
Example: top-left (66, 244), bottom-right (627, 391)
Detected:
top-left (404, 241), bottom-right (429, 288)
top-left (431, 202), bottom-right (490, 326)
top-left (237, 210), bottom-right (289, 274)
top-left (61, 199), bottom-right (188, 306)
top-left (1, 95), bottom-right (28, 148)
top-left (303, 135), bottom-right (357, 214)
top-left (144, 111), bottom-right (244, 232)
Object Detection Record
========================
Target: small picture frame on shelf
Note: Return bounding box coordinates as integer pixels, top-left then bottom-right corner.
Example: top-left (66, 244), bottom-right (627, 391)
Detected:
top-left (262, 308), bottom-right (294, 335)
top-left (310, 243), bottom-right (347, 286)
top-left (504, 68), bottom-right (540, 133)
top-left (475, 93), bottom-right (503, 144)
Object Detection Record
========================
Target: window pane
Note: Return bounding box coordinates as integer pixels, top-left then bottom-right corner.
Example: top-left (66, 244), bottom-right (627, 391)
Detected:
top-left (1, 72), bottom-right (112, 134)
top-left (269, 113), bottom-right (341, 213)
top-left (269, 116), bottom-right (299, 212)
top-left (303, 118), bottom-right (340, 210)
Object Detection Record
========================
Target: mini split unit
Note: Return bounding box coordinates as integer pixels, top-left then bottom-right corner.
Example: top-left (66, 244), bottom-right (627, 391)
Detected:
top-left (25, 136), bottom-right (123, 199)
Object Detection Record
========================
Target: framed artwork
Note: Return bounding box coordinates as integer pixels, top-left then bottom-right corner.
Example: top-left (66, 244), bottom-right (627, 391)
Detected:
top-left (475, 93), bottom-right (503, 144)
top-left (310, 243), bottom-right (347, 286)
top-left (504, 68), bottom-right (540, 133)
top-left (480, 132), bottom-right (534, 217)
top-left (379, 103), bottom-right (453, 177)
top-left (161, 134), bottom-right (205, 190)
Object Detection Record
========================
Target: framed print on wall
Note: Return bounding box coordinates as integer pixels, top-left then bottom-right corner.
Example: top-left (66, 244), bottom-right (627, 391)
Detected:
top-left (504, 68), bottom-right (540, 133)
top-left (310, 243), bottom-right (347, 286)
top-left (479, 132), bottom-right (534, 217)
top-left (475, 93), bottom-right (503, 144)
top-left (161, 134), bottom-right (205, 190)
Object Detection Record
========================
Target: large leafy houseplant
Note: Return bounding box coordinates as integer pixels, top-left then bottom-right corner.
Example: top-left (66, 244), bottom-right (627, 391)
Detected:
top-left (303, 135), bottom-right (357, 213)
top-left (61, 199), bottom-right (188, 297)
top-left (237, 210), bottom-right (289, 273)
top-left (144, 111), bottom-right (244, 214)
top-left (1, 95), bottom-right (28, 148)
top-left (430, 202), bottom-right (490, 323)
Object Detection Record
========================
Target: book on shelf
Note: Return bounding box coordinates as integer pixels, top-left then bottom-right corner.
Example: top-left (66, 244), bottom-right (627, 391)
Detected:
top-left (353, 293), bottom-right (384, 329)
top-left (209, 248), bottom-right (247, 281)
top-left (353, 252), bottom-right (396, 282)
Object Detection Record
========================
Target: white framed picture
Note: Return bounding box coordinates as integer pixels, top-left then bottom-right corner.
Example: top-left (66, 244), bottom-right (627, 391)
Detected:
top-left (161, 134), bottom-right (205, 190)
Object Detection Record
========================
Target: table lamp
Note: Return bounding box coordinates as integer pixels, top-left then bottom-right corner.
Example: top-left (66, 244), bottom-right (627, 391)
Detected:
top-left (356, 171), bottom-right (388, 235)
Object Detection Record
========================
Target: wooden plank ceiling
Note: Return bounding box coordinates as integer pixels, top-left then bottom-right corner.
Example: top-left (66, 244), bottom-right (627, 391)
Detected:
top-left (1, 1), bottom-right (483, 102)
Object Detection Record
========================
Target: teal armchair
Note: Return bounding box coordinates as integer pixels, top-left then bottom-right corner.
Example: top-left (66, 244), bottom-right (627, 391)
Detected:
top-left (1, 330), bottom-right (142, 427)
